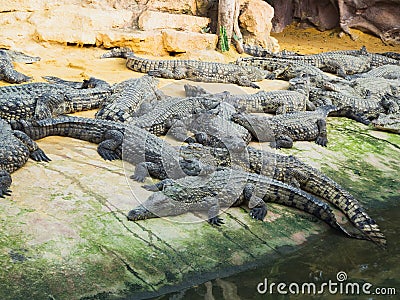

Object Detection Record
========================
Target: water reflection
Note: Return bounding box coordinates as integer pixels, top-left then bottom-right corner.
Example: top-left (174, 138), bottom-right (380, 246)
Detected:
top-left (159, 199), bottom-right (399, 299)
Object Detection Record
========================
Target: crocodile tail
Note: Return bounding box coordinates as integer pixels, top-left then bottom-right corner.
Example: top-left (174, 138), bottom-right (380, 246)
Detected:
top-left (293, 158), bottom-right (387, 247)
top-left (100, 47), bottom-right (134, 59)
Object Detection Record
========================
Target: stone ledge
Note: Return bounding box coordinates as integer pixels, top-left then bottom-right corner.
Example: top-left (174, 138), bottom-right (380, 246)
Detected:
top-left (138, 10), bottom-right (210, 32)
top-left (162, 29), bottom-right (218, 53)
top-left (96, 30), bottom-right (168, 56)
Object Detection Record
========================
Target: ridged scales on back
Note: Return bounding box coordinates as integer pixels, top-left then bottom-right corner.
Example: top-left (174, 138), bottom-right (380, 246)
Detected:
top-left (130, 95), bottom-right (221, 136)
top-left (95, 75), bottom-right (165, 122)
top-left (232, 105), bottom-right (337, 148)
top-left (0, 77), bottom-right (112, 121)
top-left (180, 143), bottom-right (387, 246)
top-left (101, 47), bottom-right (268, 88)
top-left (127, 166), bottom-right (354, 239)
top-left (10, 116), bottom-right (207, 182)
top-left (236, 53), bottom-right (372, 77)
top-left (0, 118), bottom-right (50, 197)
top-left (184, 83), bottom-right (314, 114)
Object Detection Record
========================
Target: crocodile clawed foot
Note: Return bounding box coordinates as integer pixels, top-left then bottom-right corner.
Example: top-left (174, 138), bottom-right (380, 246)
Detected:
top-left (208, 216), bottom-right (224, 226)
top-left (0, 189), bottom-right (12, 198)
top-left (130, 174), bottom-right (146, 182)
top-left (98, 149), bottom-right (119, 161)
top-left (30, 149), bottom-right (51, 162)
top-left (250, 205), bottom-right (267, 221)
top-left (127, 209), bottom-right (148, 221)
top-left (315, 137), bottom-right (328, 147)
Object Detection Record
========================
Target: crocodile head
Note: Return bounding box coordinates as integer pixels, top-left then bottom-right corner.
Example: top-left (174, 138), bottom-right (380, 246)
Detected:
top-left (127, 192), bottom-right (189, 221)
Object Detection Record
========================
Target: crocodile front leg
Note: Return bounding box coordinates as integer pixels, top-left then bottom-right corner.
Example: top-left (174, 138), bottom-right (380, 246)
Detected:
top-left (205, 196), bottom-right (224, 226)
top-left (0, 170), bottom-right (12, 198)
top-left (98, 130), bottom-right (123, 161)
top-left (235, 75), bottom-right (260, 89)
top-left (244, 183), bottom-right (267, 220)
top-left (13, 131), bottom-right (51, 162)
top-left (315, 119), bottom-right (328, 146)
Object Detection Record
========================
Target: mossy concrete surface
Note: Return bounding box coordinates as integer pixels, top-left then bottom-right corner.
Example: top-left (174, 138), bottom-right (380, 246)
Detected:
top-left (1, 100), bottom-right (399, 299)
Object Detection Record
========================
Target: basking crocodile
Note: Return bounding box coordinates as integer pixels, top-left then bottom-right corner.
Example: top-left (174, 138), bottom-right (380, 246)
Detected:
top-left (307, 85), bottom-right (399, 124)
top-left (95, 75), bottom-right (166, 122)
top-left (184, 83), bottom-right (314, 114)
top-left (101, 47), bottom-right (268, 88)
top-left (130, 95), bottom-right (220, 136)
top-left (127, 166), bottom-right (355, 240)
top-left (180, 143), bottom-right (386, 246)
top-left (346, 64), bottom-right (400, 80)
top-left (0, 118), bottom-right (50, 197)
top-left (11, 116), bottom-right (208, 182)
top-left (236, 53), bottom-right (371, 77)
top-left (242, 44), bottom-right (302, 58)
top-left (0, 49), bottom-right (32, 84)
top-left (168, 105), bottom-right (252, 152)
top-left (372, 113), bottom-right (400, 134)
top-left (0, 77), bottom-right (112, 122)
top-left (231, 105), bottom-right (336, 148)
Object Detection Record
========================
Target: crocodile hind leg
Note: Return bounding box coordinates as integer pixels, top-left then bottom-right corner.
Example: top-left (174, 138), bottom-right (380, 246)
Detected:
top-left (244, 183), bottom-right (267, 220)
top-left (315, 119), bottom-right (328, 146)
top-left (0, 170), bottom-right (12, 198)
top-left (148, 67), bottom-right (187, 80)
top-left (13, 131), bottom-right (51, 162)
top-left (98, 130), bottom-right (123, 161)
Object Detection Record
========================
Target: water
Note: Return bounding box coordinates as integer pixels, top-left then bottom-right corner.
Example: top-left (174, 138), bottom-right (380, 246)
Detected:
top-left (157, 197), bottom-right (399, 299)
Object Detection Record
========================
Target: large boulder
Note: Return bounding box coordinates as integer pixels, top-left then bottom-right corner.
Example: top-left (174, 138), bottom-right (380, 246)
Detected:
top-left (239, 0), bottom-right (280, 52)
top-left (28, 5), bottom-right (133, 45)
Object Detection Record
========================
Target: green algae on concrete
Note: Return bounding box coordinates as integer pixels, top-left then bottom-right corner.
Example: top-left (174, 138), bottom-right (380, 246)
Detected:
top-left (1, 99), bottom-right (399, 299)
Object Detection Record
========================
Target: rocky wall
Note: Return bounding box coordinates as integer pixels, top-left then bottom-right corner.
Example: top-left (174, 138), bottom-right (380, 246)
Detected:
top-left (0, 0), bottom-right (279, 55)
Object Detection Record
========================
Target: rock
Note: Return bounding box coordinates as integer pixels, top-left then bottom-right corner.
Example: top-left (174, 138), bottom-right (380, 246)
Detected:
top-left (148, 0), bottom-right (197, 15)
top-left (138, 10), bottom-right (210, 32)
top-left (96, 30), bottom-right (169, 56)
top-left (28, 5), bottom-right (133, 45)
top-left (0, 0), bottom-right (81, 12)
top-left (162, 29), bottom-right (218, 53)
top-left (239, 0), bottom-right (280, 52)
top-left (0, 12), bottom-right (35, 48)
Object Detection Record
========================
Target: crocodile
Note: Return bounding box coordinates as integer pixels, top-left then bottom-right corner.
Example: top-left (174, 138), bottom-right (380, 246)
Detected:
top-left (179, 143), bottom-right (386, 246)
top-left (130, 95), bottom-right (221, 136)
top-left (0, 118), bottom-right (50, 197)
top-left (372, 113), bottom-right (400, 134)
top-left (307, 85), bottom-right (399, 123)
top-left (10, 116), bottom-right (209, 182)
top-left (231, 105), bottom-right (337, 148)
top-left (95, 75), bottom-right (166, 122)
top-left (242, 44), bottom-right (302, 57)
top-left (127, 166), bottom-right (356, 241)
top-left (184, 83), bottom-right (315, 114)
top-left (101, 47), bottom-right (268, 88)
top-left (345, 64), bottom-right (400, 80)
top-left (0, 77), bottom-right (112, 122)
top-left (0, 49), bottom-right (32, 84)
top-left (167, 105), bottom-right (252, 152)
top-left (236, 53), bottom-right (371, 77)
